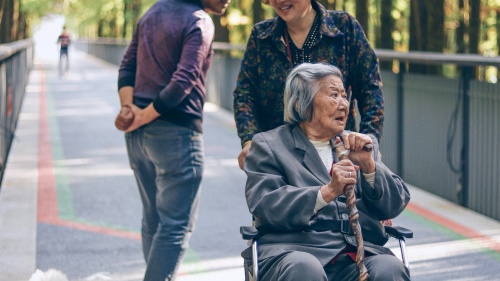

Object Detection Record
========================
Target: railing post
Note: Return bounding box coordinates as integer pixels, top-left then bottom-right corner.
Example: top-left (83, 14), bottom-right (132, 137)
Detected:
top-left (0, 39), bottom-right (34, 188)
top-left (460, 66), bottom-right (472, 208)
top-left (397, 61), bottom-right (405, 178)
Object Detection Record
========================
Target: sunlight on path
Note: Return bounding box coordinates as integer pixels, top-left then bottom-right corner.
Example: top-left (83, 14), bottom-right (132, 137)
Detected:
top-left (33, 15), bottom-right (66, 63)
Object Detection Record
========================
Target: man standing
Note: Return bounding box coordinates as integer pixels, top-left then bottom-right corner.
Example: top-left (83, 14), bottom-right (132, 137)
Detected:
top-left (56, 26), bottom-right (70, 75)
top-left (115, 0), bottom-right (230, 280)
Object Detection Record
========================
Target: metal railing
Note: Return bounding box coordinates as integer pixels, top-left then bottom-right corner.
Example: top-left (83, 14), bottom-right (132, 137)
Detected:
top-left (75, 39), bottom-right (500, 222)
top-left (0, 39), bottom-right (34, 188)
top-left (375, 51), bottom-right (500, 220)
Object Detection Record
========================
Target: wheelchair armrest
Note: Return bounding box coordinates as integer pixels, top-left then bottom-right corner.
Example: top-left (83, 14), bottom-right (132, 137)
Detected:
top-left (385, 225), bottom-right (413, 239)
top-left (240, 226), bottom-right (260, 240)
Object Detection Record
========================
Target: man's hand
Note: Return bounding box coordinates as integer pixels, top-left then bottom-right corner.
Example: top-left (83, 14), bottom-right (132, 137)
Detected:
top-left (238, 141), bottom-right (252, 170)
top-left (115, 105), bottom-right (134, 131)
top-left (124, 103), bottom-right (160, 133)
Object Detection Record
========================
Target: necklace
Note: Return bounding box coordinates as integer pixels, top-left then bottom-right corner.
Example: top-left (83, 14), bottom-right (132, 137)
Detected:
top-left (284, 13), bottom-right (320, 67)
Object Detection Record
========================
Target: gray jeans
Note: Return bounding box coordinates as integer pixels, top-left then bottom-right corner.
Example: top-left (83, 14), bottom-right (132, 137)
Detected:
top-left (126, 120), bottom-right (203, 281)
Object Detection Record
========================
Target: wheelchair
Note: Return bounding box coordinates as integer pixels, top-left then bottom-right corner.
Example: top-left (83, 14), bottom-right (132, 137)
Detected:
top-left (240, 223), bottom-right (413, 281)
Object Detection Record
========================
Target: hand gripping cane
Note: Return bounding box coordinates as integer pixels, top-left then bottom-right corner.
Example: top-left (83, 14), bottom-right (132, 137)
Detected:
top-left (334, 142), bottom-right (372, 281)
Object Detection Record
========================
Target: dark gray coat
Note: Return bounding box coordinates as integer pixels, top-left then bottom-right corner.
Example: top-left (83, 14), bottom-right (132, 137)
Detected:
top-left (243, 124), bottom-right (410, 265)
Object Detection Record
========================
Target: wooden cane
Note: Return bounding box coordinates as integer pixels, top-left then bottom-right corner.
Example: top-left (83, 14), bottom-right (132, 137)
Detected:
top-left (334, 142), bottom-right (372, 281)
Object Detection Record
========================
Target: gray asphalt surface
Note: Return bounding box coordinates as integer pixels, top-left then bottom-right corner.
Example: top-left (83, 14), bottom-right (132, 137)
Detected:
top-left (32, 48), bottom-right (249, 280)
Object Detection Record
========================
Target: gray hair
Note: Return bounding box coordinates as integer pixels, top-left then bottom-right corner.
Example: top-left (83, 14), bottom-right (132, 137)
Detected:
top-left (283, 63), bottom-right (344, 125)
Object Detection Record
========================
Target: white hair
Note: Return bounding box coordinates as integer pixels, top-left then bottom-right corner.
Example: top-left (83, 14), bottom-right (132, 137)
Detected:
top-left (283, 63), bottom-right (343, 124)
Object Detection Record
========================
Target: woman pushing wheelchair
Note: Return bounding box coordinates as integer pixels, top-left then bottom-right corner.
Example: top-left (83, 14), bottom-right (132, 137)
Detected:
top-left (242, 63), bottom-right (411, 281)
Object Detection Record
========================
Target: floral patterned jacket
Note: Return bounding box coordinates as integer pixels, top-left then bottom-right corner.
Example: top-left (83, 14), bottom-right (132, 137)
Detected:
top-left (233, 1), bottom-right (384, 147)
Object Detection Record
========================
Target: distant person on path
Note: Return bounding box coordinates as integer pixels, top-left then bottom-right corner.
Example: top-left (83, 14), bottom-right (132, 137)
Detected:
top-left (56, 26), bottom-right (70, 75)
top-left (115, 0), bottom-right (231, 280)
top-left (233, 0), bottom-right (384, 169)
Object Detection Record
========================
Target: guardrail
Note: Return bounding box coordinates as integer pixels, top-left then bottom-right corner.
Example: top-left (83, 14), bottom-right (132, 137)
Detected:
top-left (74, 39), bottom-right (500, 222)
top-left (374, 51), bottom-right (500, 214)
top-left (0, 39), bottom-right (34, 188)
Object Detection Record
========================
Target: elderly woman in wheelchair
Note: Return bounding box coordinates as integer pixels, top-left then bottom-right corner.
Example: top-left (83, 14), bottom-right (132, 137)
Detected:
top-left (241, 63), bottom-right (411, 281)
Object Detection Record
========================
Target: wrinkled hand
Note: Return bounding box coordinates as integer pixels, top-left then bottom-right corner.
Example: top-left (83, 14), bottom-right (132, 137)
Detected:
top-left (115, 105), bottom-right (134, 131)
top-left (338, 133), bottom-right (375, 174)
top-left (238, 141), bottom-right (252, 170)
top-left (320, 159), bottom-right (358, 203)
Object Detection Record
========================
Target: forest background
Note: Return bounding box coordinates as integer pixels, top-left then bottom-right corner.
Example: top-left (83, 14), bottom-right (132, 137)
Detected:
top-left (1, 0), bottom-right (499, 79)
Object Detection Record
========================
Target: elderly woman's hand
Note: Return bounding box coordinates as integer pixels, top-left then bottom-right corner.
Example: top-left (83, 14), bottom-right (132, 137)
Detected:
top-left (339, 133), bottom-right (376, 174)
top-left (320, 159), bottom-right (358, 202)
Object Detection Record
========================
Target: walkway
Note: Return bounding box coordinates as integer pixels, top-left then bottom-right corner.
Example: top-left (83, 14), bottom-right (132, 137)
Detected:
top-left (1, 47), bottom-right (500, 281)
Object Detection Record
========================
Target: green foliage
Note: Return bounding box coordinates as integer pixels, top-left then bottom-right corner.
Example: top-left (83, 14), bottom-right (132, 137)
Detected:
top-left (15, 0), bottom-right (64, 38)
top-left (392, 0), bottom-right (410, 51)
top-left (226, 0), bottom-right (253, 45)
top-left (21, 0), bottom-right (64, 22)
top-left (13, 0), bottom-right (500, 67)
top-left (225, 0), bottom-right (274, 45)
top-left (65, 0), bottom-right (121, 37)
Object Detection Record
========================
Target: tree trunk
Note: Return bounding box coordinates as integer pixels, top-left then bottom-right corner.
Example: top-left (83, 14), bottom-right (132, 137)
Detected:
top-left (497, 11), bottom-right (500, 55)
top-left (122, 0), bottom-right (132, 38)
top-left (19, 11), bottom-right (27, 39)
top-left (469, 0), bottom-right (481, 78)
top-left (0, 0), bottom-right (5, 25)
top-left (132, 0), bottom-right (142, 33)
top-left (425, 0), bottom-right (444, 53)
top-left (212, 15), bottom-right (230, 42)
top-left (409, 0), bottom-right (444, 74)
top-left (425, 0), bottom-right (444, 75)
top-left (468, 0), bottom-right (480, 54)
top-left (355, 0), bottom-right (368, 32)
top-left (379, 0), bottom-right (394, 70)
top-left (12, 0), bottom-right (19, 40)
top-left (13, 0), bottom-right (27, 40)
top-left (110, 16), bottom-right (118, 38)
top-left (409, 0), bottom-right (425, 73)
top-left (456, 0), bottom-right (466, 53)
top-left (97, 19), bottom-right (104, 38)
top-left (497, 11), bottom-right (500, 81)
top-left (0, 0), bottom-right (14, 44)
top-left (253, 0), bottom-right (265, 24)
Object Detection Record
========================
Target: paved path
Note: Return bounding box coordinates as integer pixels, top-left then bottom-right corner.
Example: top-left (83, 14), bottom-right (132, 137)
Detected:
top-left (1, 47), bottom-right (500, 281)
